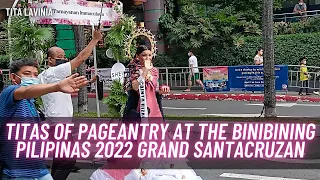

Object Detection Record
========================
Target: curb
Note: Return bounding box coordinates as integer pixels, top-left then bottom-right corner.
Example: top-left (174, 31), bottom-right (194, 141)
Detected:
top-left (71, 93), bottom-right (320, 102)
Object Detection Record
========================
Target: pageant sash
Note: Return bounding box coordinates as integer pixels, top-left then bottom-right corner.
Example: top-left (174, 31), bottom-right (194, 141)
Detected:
top-left (138, 69), bottom-right (148, 118)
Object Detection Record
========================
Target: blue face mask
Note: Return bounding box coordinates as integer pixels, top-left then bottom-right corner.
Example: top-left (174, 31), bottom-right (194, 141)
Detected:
top-left (21, 77), bottom-right (39, 86)
top-left (15, 74), bottom-right (39, 86)
top-left (188, 53), bottom-right (191, 56)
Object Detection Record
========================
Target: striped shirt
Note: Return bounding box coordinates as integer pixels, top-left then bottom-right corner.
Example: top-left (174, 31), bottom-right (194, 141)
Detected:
top-left (0, 85), bottom-right (49, 178)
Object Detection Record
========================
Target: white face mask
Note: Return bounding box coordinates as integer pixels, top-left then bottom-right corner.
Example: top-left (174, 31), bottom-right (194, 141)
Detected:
top-left (14, 74), bottom-right (39, 86)
top-left (299, 2), bottom-right (303, 5)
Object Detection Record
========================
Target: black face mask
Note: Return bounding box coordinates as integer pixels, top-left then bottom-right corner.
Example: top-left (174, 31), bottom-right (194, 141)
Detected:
top-left (55, 59), bottom-right (68, 66)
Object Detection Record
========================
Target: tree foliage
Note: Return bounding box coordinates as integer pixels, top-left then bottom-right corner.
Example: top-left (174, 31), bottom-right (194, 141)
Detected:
top-left (274, 16), bottom-right (320, 35)
top-left (177, 0), bottom-right (286, 24)
top-left (1, 17), bottom-right (54, 64)
top-left (158, 0), bottom-right (315, 69)
top-left (240, 33), bottom-right (320, 67)
top-left (104, 14), bottom-right (136, 62)
top-left (0, 15), bottom-right (54, 112)
top-left (156, 32), bottom-right (320, 68)
top-left (103, 80), bottom-right (127, 118)
top-left (159, 0), bottom-right (262, 51)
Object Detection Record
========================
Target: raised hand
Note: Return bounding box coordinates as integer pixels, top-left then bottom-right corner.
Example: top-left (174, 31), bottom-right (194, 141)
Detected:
top-left (144, 58), bottom-right (153, 71)
top-left (141, 58), bottom-right (153, 81)
top-left (132, 79), bottom-right (139, 91)
top-left (57, 73), bottom-right (89, 93)
top-left (93, 29), bottom-right (103, 41)
top-left (90, 75), bottom-right (98, 83)
top-left (160, 85), bottom-right (170, 94)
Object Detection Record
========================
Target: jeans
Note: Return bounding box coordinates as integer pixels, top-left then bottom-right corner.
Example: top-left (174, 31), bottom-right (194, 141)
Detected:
top-left (2, 174), bottom-right (53, 180)
top-left (49, 126), bottom-right (76, 180)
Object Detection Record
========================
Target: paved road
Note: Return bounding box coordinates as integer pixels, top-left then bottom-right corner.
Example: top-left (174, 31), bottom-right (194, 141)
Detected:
top-left (73, 98), bottom-right (320, 117)
top-left (162, 100), bottom-right (320, 117)
top-left (69, 98), bottom-right (320, 179)
top-left (66, 164), bottom-right (320, 180)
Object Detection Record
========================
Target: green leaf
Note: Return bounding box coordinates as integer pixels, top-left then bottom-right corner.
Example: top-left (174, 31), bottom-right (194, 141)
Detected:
top-left (103, 80), bottom-right (128, 117)
top-left (1, 17), bottom-right (54, 63)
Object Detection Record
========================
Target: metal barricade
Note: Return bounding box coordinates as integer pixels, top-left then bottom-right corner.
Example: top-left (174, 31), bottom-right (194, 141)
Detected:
top-left (288, 65), bottom-right (320, 91)
top-left (157, 65), bottom-right (320, 91)
top-left (157, 67), bottom-right (204, 88)
top-left (2, 65), bottom-right (320, 91)
top-left (274, 10), bottom-right (320, 22)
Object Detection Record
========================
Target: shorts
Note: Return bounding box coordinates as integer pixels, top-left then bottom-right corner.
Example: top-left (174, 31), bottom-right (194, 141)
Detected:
top-left (191, 73), bottom-right (200, 81)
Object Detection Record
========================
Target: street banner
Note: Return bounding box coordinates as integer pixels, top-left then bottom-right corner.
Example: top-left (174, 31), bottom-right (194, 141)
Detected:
top-left (91, 67), bottom-right (129, 91)
top-left (29, 0), bottom-right (121, 26)
top-left (228, 65), bottom-right (288, 92)
top-left (203, 67), bottom-right (229, 92)
top-left (91, 68), bottom-right (112, 91)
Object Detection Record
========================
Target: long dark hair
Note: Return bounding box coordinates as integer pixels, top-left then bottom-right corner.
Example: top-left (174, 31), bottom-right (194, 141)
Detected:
top-left (135, 45), bottom-right (149, 57)
top-left (256, 48), bottom-right (263, 55)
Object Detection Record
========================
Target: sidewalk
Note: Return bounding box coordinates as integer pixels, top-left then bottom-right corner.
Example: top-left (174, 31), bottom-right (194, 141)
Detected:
top-left (71, 90), bottom-right (320, 102)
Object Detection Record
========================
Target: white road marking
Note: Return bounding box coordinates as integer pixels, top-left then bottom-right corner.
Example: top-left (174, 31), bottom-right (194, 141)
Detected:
top-left (295, 104), bottom-right (320, 107)
top-left (220, 173), bottom-right (306, 180)
top-left (163, 107), bottom-right (207, 110)
top-left (246, 103), bottom-right (320, 108)
top-left (201, 113), bottom-right (262, 117)
top-left (246, 103), bottom-right (297, 107)
top-left (200, 114), bottom-right (295, 117)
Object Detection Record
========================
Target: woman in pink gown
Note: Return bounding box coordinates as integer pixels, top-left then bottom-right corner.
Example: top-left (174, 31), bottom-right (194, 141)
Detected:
top-left (130, 46), bottom-right (166, 118)
top-left (94, 45), bottom-right (170, 180)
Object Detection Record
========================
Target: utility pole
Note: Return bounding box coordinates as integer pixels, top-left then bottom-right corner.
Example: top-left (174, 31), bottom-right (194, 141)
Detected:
top-left (262, 0), bottom-right (277, 117)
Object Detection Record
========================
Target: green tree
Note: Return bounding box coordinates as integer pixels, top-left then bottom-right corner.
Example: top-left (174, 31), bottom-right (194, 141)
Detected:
top-left (103, 80), bottom-right (127, 118)
top-left (102, 14), bottom-right (136, 117)
top-left (1, 16), bottom-right (54, 111)
top-left (0, 31), bottom-right (9, 67)
top-left (159, 0), bottom-right (262, 52)
top-left (1, 17), bottom-right (54, 65)
top-left (178, 0), bottom-right (286, 24)
top-left (104, 14), bottom-right (136, 62)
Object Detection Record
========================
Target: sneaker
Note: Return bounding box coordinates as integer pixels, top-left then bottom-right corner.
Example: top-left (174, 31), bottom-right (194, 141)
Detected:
top-left (183, 89), bottom-right (190, 92)
top-left (298, 93), bottom-right (303, 96)
top-left (306, 93), bottom-right (312, 95)
top-left (313, 91), bottom-right (319, 95)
